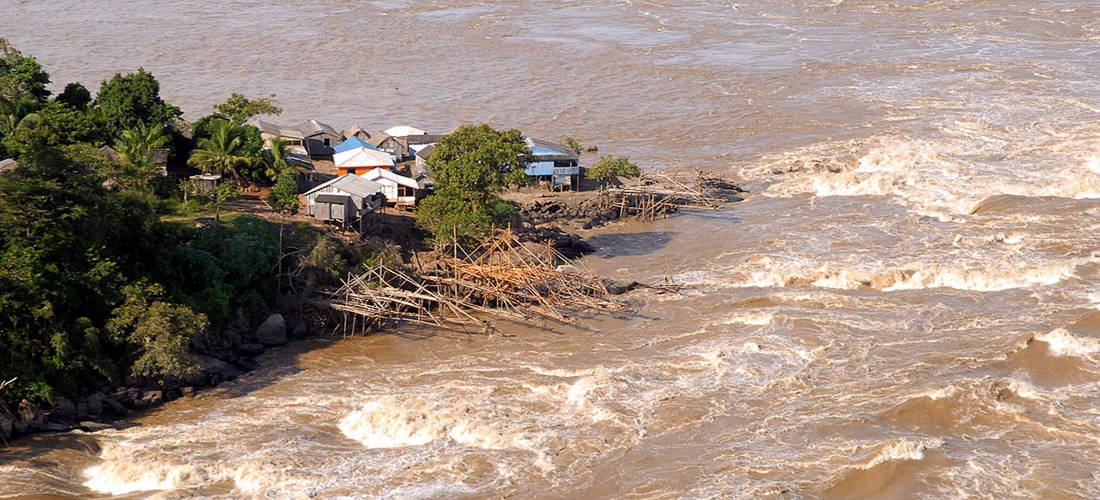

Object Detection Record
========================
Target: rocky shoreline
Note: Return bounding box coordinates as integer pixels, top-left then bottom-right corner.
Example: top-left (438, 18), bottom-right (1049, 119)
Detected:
top-left (1, 310), bottom-right (303, 442)
top-left (1, 174), bottom-right (744, 444)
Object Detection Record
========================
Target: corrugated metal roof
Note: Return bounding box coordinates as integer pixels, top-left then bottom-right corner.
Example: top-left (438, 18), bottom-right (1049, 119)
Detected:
top-left (291, 119), bottom-right (339, 138)
top-left (384, 125), bottom-right (426, 137)
top-left (314, 193), bottom-right (352, 204)
top-left (305, 174), bottom-right (385, 198)
top-left (333, 136), bottom-right (378, 154)
top-left (334, 147), bottom-right (395, 169)
top-left (525, 137), bottom-right (579, 161)
top-left (363, 168), bottom-right (419, 188)
top-left (254, 119), bottom-right (305, 140)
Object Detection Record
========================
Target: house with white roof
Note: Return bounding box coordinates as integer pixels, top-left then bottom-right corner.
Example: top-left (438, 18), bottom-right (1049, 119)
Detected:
top-left (361, 168), bottom-right (420, 209)
top-left (334, 146), bottom-right (395, 176)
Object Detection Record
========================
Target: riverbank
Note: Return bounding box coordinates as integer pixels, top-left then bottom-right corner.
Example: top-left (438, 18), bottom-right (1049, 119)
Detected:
top-left (1, 173), bottom-right (745, 444)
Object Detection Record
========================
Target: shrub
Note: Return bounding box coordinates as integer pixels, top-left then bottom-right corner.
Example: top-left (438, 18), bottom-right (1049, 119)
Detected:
top-left (586, 155), bottom-right (641, 181)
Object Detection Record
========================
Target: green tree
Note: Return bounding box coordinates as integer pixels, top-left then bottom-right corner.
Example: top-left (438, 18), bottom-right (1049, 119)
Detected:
top-left (94, 68), bottom-right (181, 135)
top-left (213, 92), bottom-right (282, 125)
top-left (263, 136), bottom-right (289, 180)
top-left (586, 155), bottom-right (641, 181)
top-left (1, 101), bottom-right (106, 157)
top-left (0, 38), bottom-right (51, 103)
top-left (416, 123), bottom-right (531, 242)
top-left (116, 121), bottom-right (170, 163)
top-left (564, 137), bottom-right (582, 155)
top-left (188, 120), bottom-right (251, 181)
top-left (115, 121), bottom-right (170, 188)
top-left (267, 172), bottom-right (299, 216)
top-left (107, 281), bottom-right (206, 379)
top-left (56, 82), bottom-right (92, 110)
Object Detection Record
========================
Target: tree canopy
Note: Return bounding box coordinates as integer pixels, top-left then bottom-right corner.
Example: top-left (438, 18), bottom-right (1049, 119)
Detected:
top-left (213, 93), bottom-right (282, 124)
top-left (0, 38), bottom-right (51, 104)
top-left (586, 154), bottom-right (641, 181)
top-left (415, 123), bottom-right (531, 242)
top-left (188, 120), bottom-right (251, 180)
top-left (95, 68), bottom-right (181, 135)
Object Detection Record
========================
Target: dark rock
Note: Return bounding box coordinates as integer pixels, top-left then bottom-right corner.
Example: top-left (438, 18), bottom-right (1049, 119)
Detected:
top-left (39, 421), bottom-right (71, 433)
top-left (13, 421), bottom-right (29, 436)
top-left (234, 307), bottom-right (251, 333)
top-left (605, 280), bottom-right (638, 295)
top-left (234, 358), bottom-right (261, 372)
top-left (581, 221), bottom-right (592, 230)
top-left (51, 397), bottom-right (78, 422)
top-left (76, 401), bottom-right (89, 419)
top-left (255, 313), bottom-right (287, 347)
top-left (570, 237), bottom-right (595, 254)
top-left (102, 396), bottom-right (127, 415)
top-left (197, 355), bottom-right (247, 382)
top-left (0, 413), bottom-right (12, 440)
top-left (224, 329), bottom-right (242, 348)
top-left (79, 421), bottom-right (114, 432)
top-left (86, 393), bottom-right (104, 416)
top-left (291, 320), bottom-right (308, 340)
top-left (238, 342), bottom-right (265, 356)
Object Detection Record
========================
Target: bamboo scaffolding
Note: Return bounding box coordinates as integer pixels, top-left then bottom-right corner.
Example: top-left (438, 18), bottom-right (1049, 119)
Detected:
top-left (309, 228), bottom-right (622, 335)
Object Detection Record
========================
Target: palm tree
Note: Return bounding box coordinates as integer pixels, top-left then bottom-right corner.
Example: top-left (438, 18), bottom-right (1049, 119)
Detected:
top-left (263, 136), bottom-right (289, 181)
top-left (187, 121), bottom-right (250, 183)
top-left (116, 121), bottom-right (170, 165)
top-left (0, 94), bottom-right (41, 135)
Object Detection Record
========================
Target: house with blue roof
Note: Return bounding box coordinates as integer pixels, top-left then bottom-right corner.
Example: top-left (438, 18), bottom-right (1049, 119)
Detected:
top-left (333, 136), bottom-right (379, 154)
top-left (523, 137), bottom-right (581, 189)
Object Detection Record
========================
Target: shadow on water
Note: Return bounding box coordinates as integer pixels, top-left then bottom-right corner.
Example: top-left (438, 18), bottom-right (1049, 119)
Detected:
top-left (586, 231), bottom-right (678, 257)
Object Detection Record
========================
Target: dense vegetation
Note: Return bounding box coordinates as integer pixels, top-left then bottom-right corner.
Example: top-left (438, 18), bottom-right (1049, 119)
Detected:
top-left (0, 40), bottom-right (292, 404)
top-left (586, 154), bottom-right (641, 181)
top-left (414, 123), bottom-right (532, 243)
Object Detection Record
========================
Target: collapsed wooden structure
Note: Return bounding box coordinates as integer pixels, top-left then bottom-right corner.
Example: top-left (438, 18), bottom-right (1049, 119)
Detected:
top-left (310, 228), bottom-right (623, 335)
top-left (598, 171), bottom-right (734, 223)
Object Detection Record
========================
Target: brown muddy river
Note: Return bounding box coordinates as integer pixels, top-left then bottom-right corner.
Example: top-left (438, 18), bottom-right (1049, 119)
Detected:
top-left (2, 1), bottom-right (1100, 498)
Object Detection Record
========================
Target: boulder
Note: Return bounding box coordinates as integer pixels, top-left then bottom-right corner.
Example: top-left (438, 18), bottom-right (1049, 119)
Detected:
top-left (255, 314), bottom-right (287, 347)
top-left (86, 393), bottom-right (104, 416)
top-left (605, 279), bottom-right (638, 295)
top-left (51, 397), bottom-right (78, 422)
top-left (234, 358), bottom-right (261, 372)
top-left (238, 343), bottom-right (265, 356)
top-left (0, 413), bottom-right (12, 440)
top-left (197, 355), bottom-right (247, 382)
top-left (290, 319), bottom-right (308, 340)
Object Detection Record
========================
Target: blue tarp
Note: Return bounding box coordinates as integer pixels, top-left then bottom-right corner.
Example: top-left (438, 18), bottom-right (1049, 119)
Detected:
top-left (333, 136), bottom-right (378, 154)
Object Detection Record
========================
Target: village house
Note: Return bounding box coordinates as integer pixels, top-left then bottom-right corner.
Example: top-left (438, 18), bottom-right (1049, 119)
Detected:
top-left (253, 119), bottom-right (340, 159)
top-left (333, 136), bottom-right (378, 154)
top-left (253, 119), bottom-right (307, 155)
top-left (368, 132), bottom-right (410, 163)
top-left (303, 174), bottom-right (385, 227)
top-left (524, 137), bottom-right (581, 189)
top-left (290, 119), bottom-right (341, 159)
top-left (334, 146), bottom-right (395, 176)
top-left (413, 144), bottom-right (436, 193)
top-left (360, 168), bottom-right (420, 209)
top-left (342, 124), bottom-right (371, 141)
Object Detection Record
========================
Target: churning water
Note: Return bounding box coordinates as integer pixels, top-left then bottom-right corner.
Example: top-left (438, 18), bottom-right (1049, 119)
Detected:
top-left (2, 1), bottom-right (1100, 498)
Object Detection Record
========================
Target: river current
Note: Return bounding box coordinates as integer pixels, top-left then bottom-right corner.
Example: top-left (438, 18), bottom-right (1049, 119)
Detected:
top-left (2, 1), bottom-right (1100, 498)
